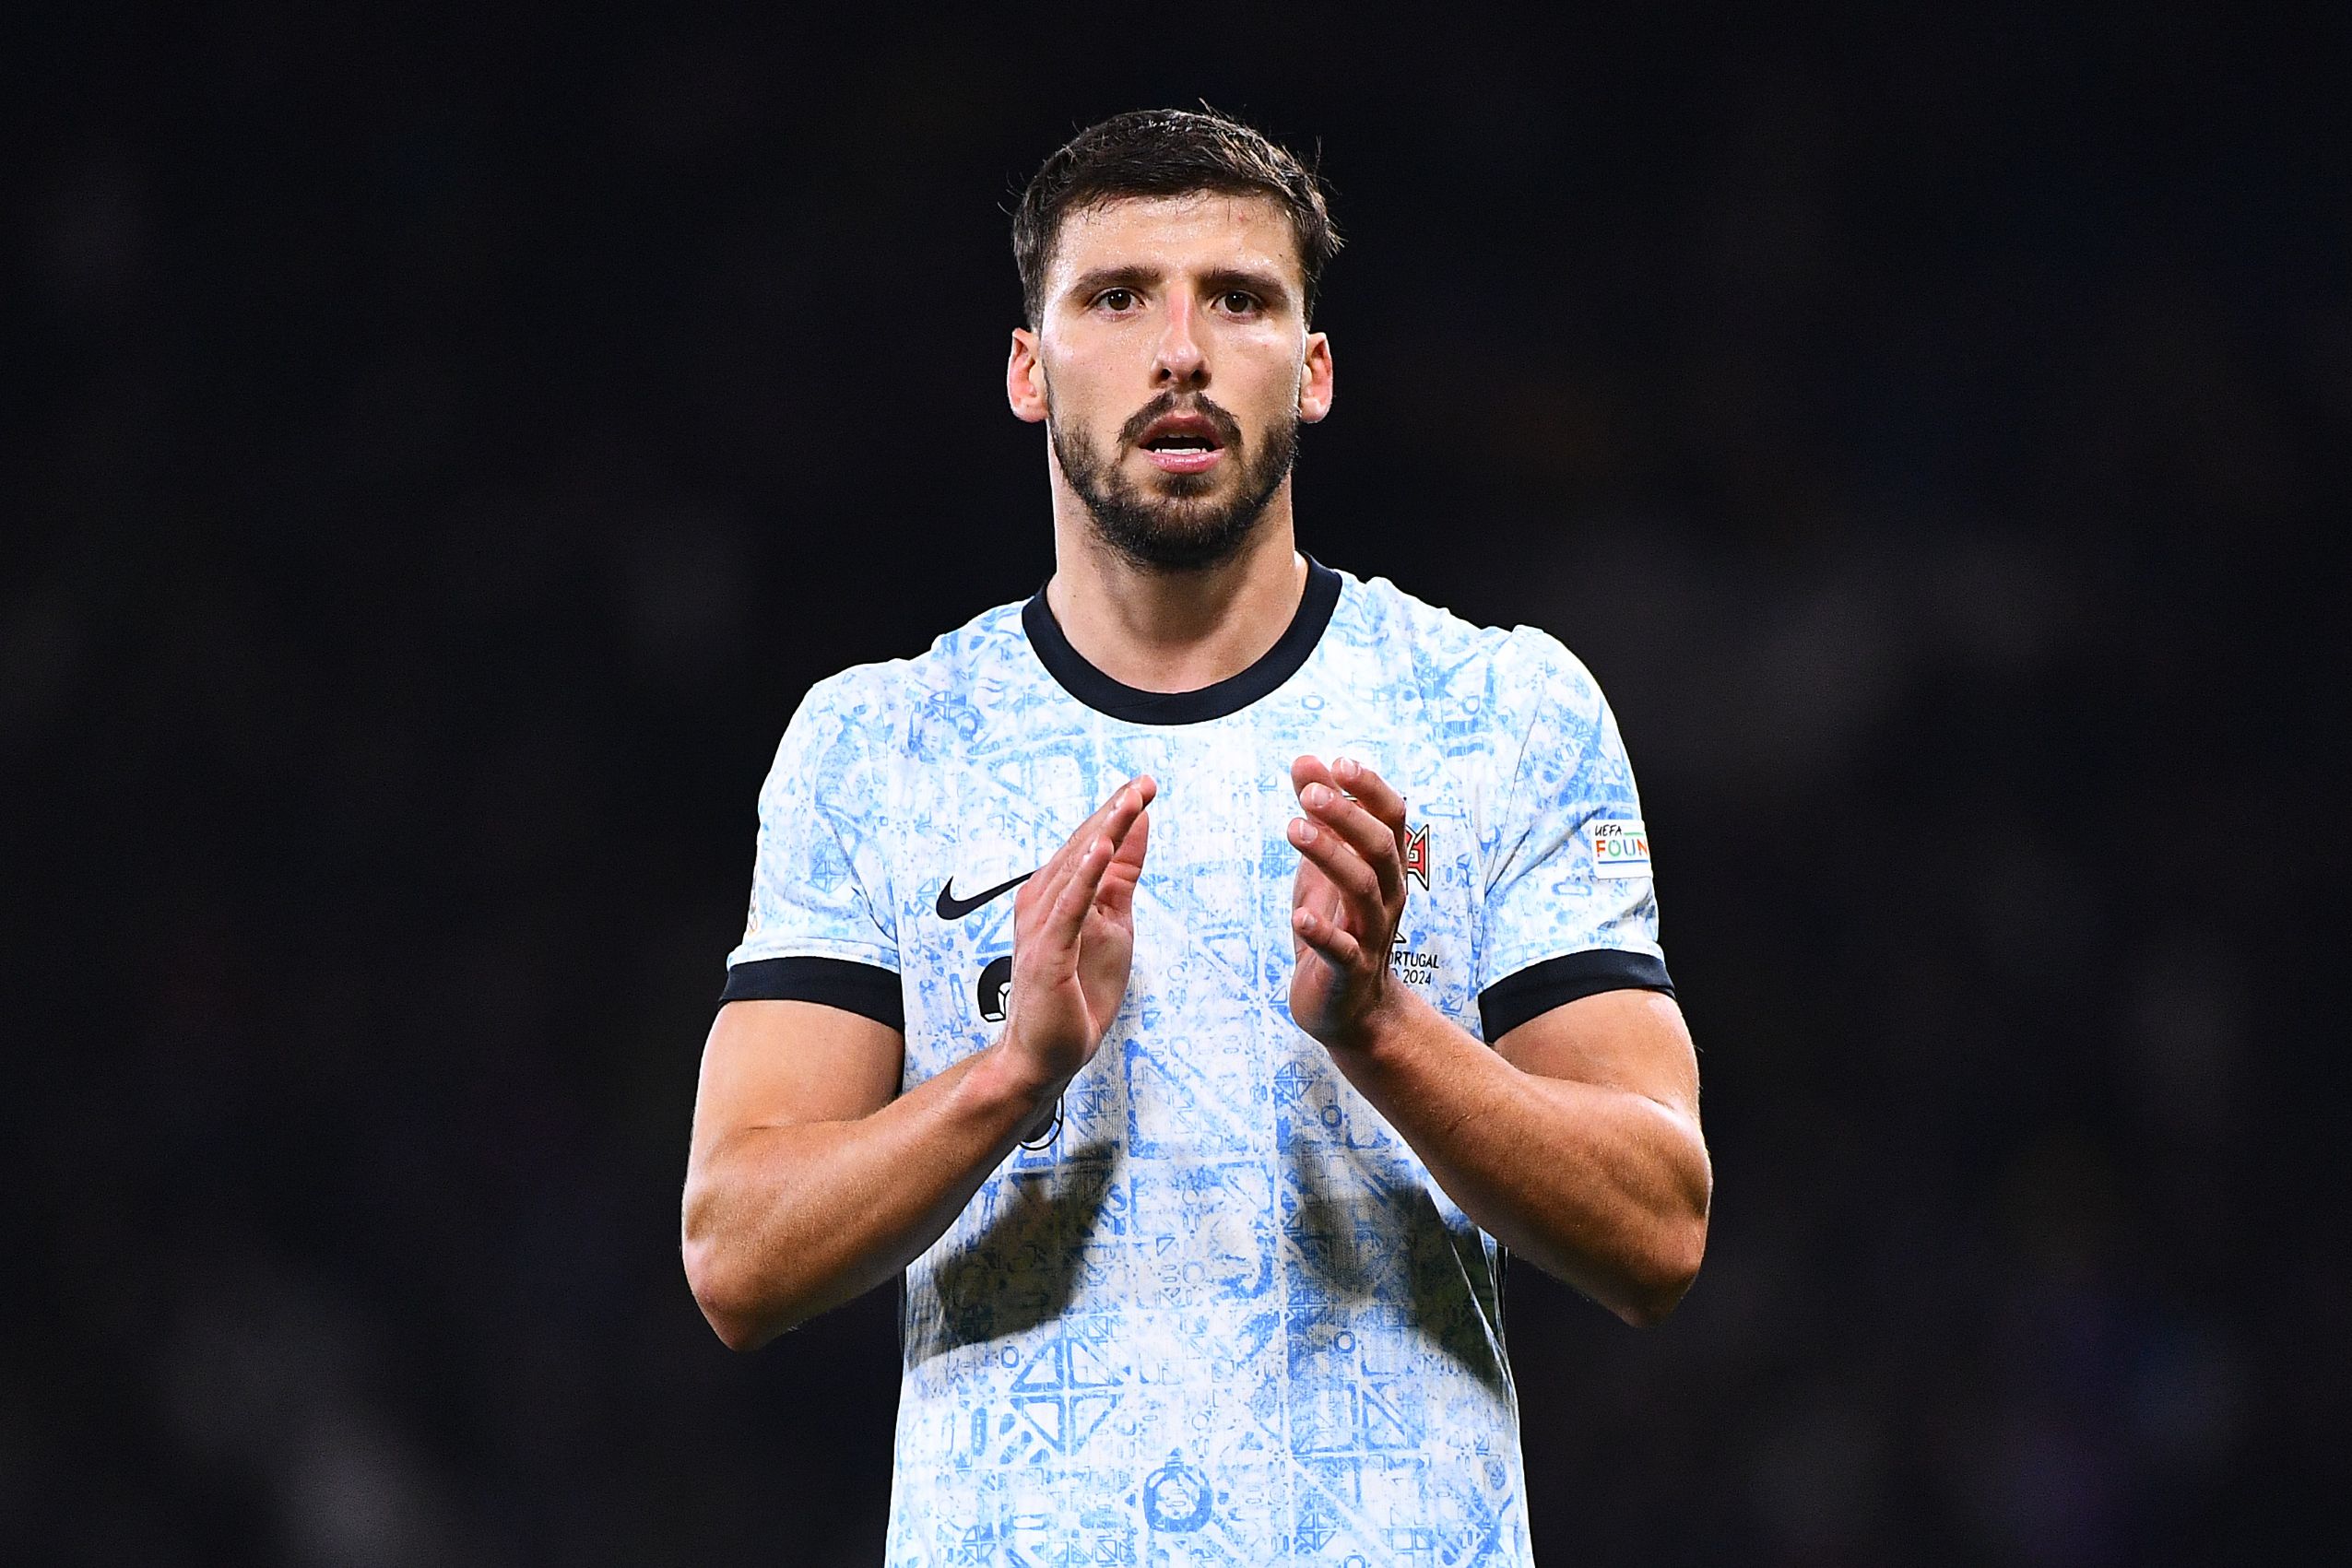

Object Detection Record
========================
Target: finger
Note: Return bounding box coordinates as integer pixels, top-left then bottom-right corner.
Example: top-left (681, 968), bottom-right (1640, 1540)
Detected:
top-left (1290, 843), bottom-right (1336, 909)
top-left (1025, 777), bottom-right (1152, 919)
top-left (1291, 902), bottom-right (1367, 970)
top-left (1038, 831), bottom-right (1115, 961)
top-left (1020, 840), bottom-right (1081, 926)
top-left (1075, 775), bottom-right (1152, 900)
top-left (1294, 755), bottom-right (1408, 888)
top-left (1020, 819), bottom-right (1082, 917)
top-left (1073, 775), bottom-right (1152, 860)
top-left (1044, 784), bottom-right (1145, 942)
top-left (1287, 811), bottom-right (1384, 914)
top-left (1297, 781), bottom-right (1403, 907)
top-left (1331, 756), bottom-right (1407, 838)
top-left (1095, 805), bottom-right (1150, 923)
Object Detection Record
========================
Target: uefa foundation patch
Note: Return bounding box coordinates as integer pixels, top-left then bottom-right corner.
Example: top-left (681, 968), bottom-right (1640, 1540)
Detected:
top-left (1587, 819), bottom-right (1652, 879)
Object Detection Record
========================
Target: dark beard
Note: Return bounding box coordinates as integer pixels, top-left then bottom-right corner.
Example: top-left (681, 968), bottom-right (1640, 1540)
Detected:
top-left (1052, 393), bottom-right (1299, 572)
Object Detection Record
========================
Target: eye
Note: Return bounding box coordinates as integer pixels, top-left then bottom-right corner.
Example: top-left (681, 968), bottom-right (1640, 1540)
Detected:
top-left (1218, 290), bottom-right (1261, 314)
top-left (1094, 288), bottom-right (1139, 312)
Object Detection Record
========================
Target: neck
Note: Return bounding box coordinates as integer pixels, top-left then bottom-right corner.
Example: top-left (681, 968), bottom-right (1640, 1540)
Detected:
top-left (1044, 484), bottom-right (1306, 694)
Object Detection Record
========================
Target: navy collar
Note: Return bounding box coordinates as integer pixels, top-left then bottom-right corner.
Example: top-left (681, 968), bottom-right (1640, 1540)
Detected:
top-left (1022, 557), bottom-right (1342, 725)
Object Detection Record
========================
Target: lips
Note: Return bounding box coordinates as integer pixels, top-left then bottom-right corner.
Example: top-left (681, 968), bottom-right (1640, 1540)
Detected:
top-left (1143, 442), bottom-right (1223, 475)
top-left (1129, 404), bottom-right (1237, 476)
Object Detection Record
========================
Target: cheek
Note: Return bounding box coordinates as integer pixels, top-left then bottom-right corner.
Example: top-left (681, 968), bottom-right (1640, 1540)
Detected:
top-left (1225, 338), bottom-right (1306, 406)
top-left (1234, 374), bottom-right (1306, 440)
top-left (1051, 323), bottom-right (1161, 383)
top-left (1042, 354), bottom-right (1135, 429)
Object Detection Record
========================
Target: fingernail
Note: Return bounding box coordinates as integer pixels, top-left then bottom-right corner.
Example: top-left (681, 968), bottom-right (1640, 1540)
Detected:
top-left (1304, 784), bottom-right (1330, 808)
top-left (1289, 819), bottom-right (1313, 844)
top-left (1336, 756), bottom-right (1358, 780)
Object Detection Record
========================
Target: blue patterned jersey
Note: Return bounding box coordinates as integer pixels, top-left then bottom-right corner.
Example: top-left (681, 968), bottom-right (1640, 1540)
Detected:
top-left (724, 559), bottom-right (1672, 1566)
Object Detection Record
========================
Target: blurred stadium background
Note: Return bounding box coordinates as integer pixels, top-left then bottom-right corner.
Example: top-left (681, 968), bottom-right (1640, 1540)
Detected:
top-left (9, 5), bottom-right (2344, 1562)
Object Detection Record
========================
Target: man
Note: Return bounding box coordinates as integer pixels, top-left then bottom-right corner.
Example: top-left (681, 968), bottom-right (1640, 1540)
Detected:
top-left (683, 109), bottom-right (1710, 1565)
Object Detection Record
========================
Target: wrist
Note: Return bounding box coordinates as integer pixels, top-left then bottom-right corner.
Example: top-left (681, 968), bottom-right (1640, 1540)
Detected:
top-left (969, 1030), bottom-right (1071, 1120)
top-left (1318, 977), bottom-right (1424, 1060)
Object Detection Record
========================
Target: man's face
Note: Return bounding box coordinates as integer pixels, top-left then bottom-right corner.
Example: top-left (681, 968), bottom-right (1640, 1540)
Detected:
top-left (1010, 194), bottom-right (1333, 572)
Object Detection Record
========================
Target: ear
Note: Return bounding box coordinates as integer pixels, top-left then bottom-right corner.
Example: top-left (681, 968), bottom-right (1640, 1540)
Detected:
top-left (1006, 328), bottom-right (1049, 424)
top-left (1297, 330), bottom-right (1334, 424)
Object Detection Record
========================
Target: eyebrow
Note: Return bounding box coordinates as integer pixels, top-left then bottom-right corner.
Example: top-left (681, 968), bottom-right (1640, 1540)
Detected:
top-left (1198, 267), bottom-right (1294, 310)
top-left (1064, 265), bottom-right (1163, 303)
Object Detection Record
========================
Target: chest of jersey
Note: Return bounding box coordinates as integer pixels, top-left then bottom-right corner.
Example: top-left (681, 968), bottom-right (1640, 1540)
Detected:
top-left (885, 692), bottom-right (1482, 1099)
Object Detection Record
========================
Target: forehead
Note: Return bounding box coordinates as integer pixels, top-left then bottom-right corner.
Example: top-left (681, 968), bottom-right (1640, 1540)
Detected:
top-left (1047, 193), bottom-right (1304, 290)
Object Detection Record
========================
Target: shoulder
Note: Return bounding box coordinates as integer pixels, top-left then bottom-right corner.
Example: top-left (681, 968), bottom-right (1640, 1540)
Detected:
top-left (781, 596), bottom-right (1034, 760)
top-left (1329, 567), bottom-right (1606, 735)
top-left (902, 595), bottom-right (1034, 696)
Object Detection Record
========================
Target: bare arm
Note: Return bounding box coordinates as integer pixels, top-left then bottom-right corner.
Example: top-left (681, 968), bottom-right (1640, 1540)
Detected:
top-left (1286, 756), bottom-right (1710, 1326)
top-left (681, 777), bottom-right (1155, 1350)
top-left (682, 1002), bottom-right (1056, 1350)
top-left (1303, 984), bottom-right (1708, 1326)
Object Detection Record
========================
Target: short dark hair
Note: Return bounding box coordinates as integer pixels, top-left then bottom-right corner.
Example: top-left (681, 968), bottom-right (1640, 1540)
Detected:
top-left (1012, 108), bottom-right (1341, 329)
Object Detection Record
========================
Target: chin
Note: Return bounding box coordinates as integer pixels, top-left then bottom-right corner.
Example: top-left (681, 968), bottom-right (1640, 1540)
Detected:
top-left (1148, 471), bottom-right (1222, 501)
top-left (1110, 514), bottom-right (1271, 573)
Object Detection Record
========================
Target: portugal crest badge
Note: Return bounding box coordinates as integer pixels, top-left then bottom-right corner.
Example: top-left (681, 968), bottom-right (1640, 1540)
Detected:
top-left (1401, 824), bottom-right (1430, 890)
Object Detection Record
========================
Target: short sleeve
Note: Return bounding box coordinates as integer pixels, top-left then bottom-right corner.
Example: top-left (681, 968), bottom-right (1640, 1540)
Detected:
top-left (1472, 631), bottom-right (1672, 1042)
top-left (720, 672), bottom-right (904, 1030)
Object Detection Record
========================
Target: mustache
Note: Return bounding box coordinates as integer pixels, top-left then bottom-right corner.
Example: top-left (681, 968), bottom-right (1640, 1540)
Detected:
top-left (1118, 393), bottom-right (1245, 450)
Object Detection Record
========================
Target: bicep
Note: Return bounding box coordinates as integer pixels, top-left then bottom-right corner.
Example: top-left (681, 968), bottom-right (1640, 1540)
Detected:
top-left (688, 999), bottom-right (904, 1169)
top-left (1493, 988), bottom-right (1699, 1123)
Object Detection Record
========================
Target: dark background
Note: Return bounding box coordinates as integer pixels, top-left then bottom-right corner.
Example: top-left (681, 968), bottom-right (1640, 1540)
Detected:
top-left (11, 5), bottom-right (2346, 1563)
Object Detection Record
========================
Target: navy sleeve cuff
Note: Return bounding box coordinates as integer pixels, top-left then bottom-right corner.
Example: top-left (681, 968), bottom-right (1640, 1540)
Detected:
top-left (721, 956), bottom-right (904, 1032)
top-left (1477, 949), bottom-right (1675, 1043)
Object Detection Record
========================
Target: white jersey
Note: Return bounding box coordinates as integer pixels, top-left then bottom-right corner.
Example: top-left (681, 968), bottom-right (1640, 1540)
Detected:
top-left (726, 560), bottom-right (1671, 1566)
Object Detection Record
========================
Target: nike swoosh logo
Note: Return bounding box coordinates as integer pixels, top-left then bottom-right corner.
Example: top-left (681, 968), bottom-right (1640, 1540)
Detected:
top-left (935, 869), bottom-right (1035, 921)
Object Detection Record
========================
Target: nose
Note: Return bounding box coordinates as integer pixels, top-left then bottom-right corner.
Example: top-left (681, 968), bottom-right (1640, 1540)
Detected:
top-left (1152, 293), bottom-right (1207, 388)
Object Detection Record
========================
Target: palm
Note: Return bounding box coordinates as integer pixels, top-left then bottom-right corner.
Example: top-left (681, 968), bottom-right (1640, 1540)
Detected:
top-left (1281, 754), bottom-right (1411, 1051)
top-left (1075, 902), bottom-right (1136, 1039)
top-left (1023, 897), bottom-right (1134, 1066)
top-left (1287, 859), bottom-right (1353, 1033)
top-left (1002, 782), bottom-right (1152, 1083)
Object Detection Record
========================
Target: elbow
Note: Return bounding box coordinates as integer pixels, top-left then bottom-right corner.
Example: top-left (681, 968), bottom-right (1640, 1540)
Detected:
top-left (681, 1216), bottom-right (789, 1353)
top-left (1612, 1135), bottom-right (1712, 1328)
top-left (1610, 1213), bottom-right (1708, 1329)
top-left (684, 1244), bottom-right (785, 1353)
top-left (682, 1238), bottom-right (755, 1351)
top-left (1612, 1283), bottom-right (1693, 1331)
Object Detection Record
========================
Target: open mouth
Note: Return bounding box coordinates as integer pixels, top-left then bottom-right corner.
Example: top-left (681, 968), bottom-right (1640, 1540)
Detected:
top-left (1135, 411), bottom-right (1228, 474)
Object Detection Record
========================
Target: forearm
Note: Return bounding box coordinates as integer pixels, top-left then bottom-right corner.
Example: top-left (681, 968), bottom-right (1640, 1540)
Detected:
top-left (1326, 990), bottom-right (1711, 1326)
top-left (682, 1043), bottom-right (1060, 1350)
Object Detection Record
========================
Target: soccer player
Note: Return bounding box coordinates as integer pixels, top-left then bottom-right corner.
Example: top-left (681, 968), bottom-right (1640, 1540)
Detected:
top-left (683, 109), bottom-right (1710, 1565)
